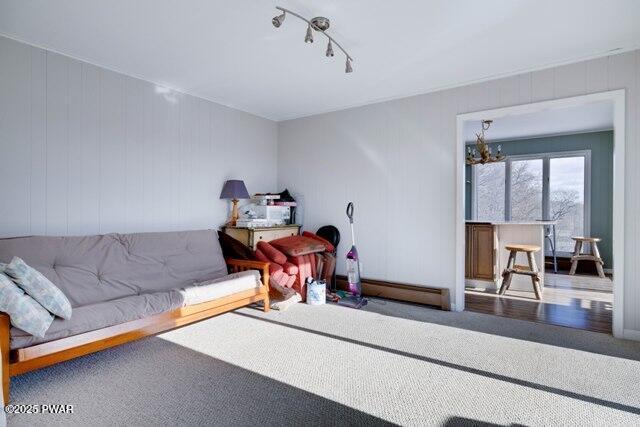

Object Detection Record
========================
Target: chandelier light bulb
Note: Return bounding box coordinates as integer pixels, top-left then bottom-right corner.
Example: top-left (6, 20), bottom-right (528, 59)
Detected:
top-left (305, 24), bottom-right (314, 43)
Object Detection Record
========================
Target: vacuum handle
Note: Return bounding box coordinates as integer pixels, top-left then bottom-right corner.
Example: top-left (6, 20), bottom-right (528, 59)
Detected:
top-left (346, 202), bottom-right (354, 224)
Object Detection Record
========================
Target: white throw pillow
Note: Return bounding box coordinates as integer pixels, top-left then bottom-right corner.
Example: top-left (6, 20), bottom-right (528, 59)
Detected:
top-left (0, 272), bottom-right (53, 338)
top-left (4, 257), bottom-right (72, 319)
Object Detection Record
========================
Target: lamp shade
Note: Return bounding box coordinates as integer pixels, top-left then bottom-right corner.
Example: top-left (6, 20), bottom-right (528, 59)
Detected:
top-left (220, 180), bottom-right (250, 199)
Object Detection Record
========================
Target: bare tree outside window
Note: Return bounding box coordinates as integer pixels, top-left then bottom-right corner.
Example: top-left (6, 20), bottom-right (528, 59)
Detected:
top-left (550, 157), bottom-right (585, 252)
top-left (475, 162), bottom-right (505, 221)
top-left (510, 159), bottom-right (543, 221)
top-left (473, 154), bottom-right (586, 254)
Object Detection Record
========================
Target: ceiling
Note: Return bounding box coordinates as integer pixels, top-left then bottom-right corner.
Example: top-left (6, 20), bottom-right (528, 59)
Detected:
top-left (1, 0), bottom-right (639, 121)
top-left (463, 101), bottom-right (614, 143)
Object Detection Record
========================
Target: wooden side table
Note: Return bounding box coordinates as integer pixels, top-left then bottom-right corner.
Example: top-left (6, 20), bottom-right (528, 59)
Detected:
top-left (220, 224), bottom-right (301, 250)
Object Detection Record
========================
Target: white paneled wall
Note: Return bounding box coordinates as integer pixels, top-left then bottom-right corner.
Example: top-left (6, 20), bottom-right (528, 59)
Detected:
top-left (278, 49), bottom-right (640, 334)
top-left (2, 34), bottom-right (640, 336)
top-left (0, 36), bottom-right (277, 237)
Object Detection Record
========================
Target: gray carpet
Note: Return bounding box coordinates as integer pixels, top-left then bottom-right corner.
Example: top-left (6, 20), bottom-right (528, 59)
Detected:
top-left (8, 298), bottom-right (640, 426)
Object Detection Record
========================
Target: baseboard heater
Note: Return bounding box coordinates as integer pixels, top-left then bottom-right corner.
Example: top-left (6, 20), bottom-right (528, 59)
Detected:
top-left (335, 275), bottom-right (450, 311)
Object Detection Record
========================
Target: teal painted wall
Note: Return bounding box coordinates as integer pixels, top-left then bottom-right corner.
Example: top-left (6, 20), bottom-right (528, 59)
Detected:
top-left (465, 131), bottom-right (613, 267)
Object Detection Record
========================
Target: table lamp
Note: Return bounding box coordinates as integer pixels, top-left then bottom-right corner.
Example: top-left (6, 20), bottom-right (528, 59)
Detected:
top-left (220, 180), bottom-right (250, 226)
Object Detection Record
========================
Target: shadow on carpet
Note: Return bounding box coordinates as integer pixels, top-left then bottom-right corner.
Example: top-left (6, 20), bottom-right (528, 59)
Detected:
top-left (9, 337), bottom-right (393, 426)
top-left (235, 311), bottom-right (640, 417)
top-left (358, 298), bottom-right (640, 362)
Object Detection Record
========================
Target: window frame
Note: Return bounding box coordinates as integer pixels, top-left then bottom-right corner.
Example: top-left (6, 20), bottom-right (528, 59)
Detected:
top-left (472, 149), bottom-right (591, 257)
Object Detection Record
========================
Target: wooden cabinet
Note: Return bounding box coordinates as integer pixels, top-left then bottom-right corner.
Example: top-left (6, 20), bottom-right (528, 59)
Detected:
top-left (465, 223), bottom-right (496, 281)
top-left (221, 224), bottom-right (301, 250)
top-left (465, 225), bottom-right (472, 278)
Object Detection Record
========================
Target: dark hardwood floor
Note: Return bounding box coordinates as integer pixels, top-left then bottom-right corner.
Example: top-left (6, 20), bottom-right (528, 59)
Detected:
top-left (465, 273), bottom-right (613, 334)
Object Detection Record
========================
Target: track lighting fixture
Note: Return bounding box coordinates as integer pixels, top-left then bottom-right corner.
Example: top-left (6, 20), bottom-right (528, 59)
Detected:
top-left (305, 24), bottom-right (313, 43)
top-left (271, 6), bottom-right (354, 73)
top-left (326, 40), bottom-right (334, 57)
top-left (272, 11), bottom-right (285, 28)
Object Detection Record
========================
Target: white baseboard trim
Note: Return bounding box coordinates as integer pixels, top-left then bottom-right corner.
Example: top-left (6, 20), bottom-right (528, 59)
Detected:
top-left (622, 329), bottom-right (640, 342)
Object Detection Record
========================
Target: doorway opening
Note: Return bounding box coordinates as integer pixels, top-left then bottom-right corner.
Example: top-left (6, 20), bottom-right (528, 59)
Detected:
top-left (455, 90), bottom-right (625, 336)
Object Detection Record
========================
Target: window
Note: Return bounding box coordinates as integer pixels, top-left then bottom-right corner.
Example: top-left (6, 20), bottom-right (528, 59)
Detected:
top-left (473, 162), bottom-right (505, 222)
top-left (510, 158), bottom-right (543, 221)
top-left (472, 150), bottom-right (590, 255)
top-left (549, 157), bottom-right (586, 252)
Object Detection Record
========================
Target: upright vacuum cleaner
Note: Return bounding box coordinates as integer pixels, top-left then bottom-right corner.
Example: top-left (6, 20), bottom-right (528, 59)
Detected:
top-left (338, 202), bottom-right (367, 308)
top-left (345, 202), bottom-right (361, 296)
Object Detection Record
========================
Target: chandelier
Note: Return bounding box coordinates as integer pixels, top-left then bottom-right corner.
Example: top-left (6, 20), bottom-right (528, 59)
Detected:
top-left (271, 6), bottom-right (354, 73)
top-left (465, 120), bottom-right (505, 165)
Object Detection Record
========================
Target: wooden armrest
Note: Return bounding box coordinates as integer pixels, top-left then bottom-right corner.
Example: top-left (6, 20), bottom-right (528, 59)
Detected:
top-left (1, 312), bottom-right (10, 403)
top-left (225, 259), bottom-right (270, 290)
top-left (226, 258), bottom-right (269, 270)
top-left (0, 312), bottom-right (9, 342)
top-left (0, 313), bottom-right (8, 327)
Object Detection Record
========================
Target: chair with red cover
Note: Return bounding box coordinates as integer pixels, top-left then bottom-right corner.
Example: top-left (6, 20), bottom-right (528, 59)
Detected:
top-left (255, 242), bottom-right (297, 290)
top-left (268, 235), bottom-right (335, 301)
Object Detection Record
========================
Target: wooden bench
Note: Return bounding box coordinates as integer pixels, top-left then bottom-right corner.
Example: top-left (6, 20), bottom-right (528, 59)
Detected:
top-left (1, 258), bottom-right (269, 403)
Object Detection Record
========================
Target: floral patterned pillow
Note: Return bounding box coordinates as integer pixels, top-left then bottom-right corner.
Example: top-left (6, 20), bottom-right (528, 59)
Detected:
top-left (0, 272), bottom-right (53, 338)
top-left (4, 257), bottom-right (72, 320)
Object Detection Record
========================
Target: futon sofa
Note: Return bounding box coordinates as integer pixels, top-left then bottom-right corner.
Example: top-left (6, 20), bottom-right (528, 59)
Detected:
top-left (0, 229), bottom-right (269, 402)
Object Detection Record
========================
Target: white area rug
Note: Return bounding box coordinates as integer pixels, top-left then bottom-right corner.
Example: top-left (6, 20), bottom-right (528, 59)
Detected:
top-left (9, 299), bottom-right (640, 426)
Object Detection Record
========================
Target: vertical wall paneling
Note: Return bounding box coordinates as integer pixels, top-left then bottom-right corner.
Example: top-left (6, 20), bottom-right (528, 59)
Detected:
top-left (278, 49), bottom-right (640, 334)
top-left (67, 59), bottom-right (84, 235)
top-left (554, 61), bottom-right (587, 98)
top-left (45, 52), bottom-right (69, 235)
top-left (530, 68), bottom-right (555, 102)
top-left (123, 76), bottom-right (144, 234)
top-left (586, 56), bottom-right (609, 95)
top-left (2, 33), bottom-right (638, 336)
top-left (0, 36), bottom-right (278, 239)
top-left (0, 38), bottom-right (30, 236)
top-left (29, 48), bottom-right (47, 235)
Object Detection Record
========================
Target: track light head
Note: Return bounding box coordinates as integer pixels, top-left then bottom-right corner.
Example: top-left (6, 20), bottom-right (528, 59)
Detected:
top-left (305, 24), bottom-right (313, 43)
top-left (272, 12), bottom-right (285, 28)
top-left (326, 40), bottom-right (334, 57)
top-left (345, 57), bottom-right (353, 73)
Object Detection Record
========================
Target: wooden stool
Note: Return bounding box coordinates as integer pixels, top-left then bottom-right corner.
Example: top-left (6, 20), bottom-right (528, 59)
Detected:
top-left (499, 244), bottom-right (542, 300)
top-left (569, 237), bottom-right (605, 278)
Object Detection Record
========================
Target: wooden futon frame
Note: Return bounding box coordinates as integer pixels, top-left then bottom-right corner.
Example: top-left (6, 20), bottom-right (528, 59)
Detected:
top-left (0, 258), bottom-right (270, 403)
